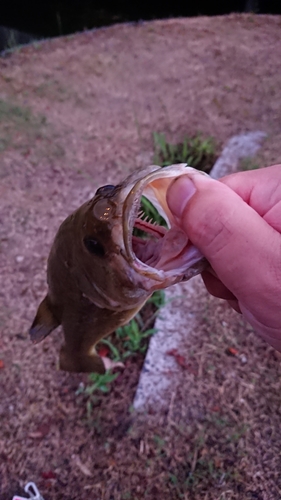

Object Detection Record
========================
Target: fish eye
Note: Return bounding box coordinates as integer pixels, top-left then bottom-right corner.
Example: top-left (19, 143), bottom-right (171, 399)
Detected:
top-left (95, 185), bottom-right (116, 196)
top-left (83, 237), bottom-right (105, 257)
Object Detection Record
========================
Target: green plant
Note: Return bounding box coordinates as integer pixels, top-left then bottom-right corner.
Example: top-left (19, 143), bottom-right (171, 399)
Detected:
top-left (84, 371), bottom-right (119, 395)
top-left (132, 194), bottom-right (167, 240)
top-left (116, 319), bottom-right (155, 356)
top-left (154, 434), bottom-right (166, 456)
top-left (153, 131), bottom-right (216, 172)
top-left (148, 289), bottom-right (165, 308)
top-left (0, 98), bottom-right (47, 153)
top-left (0, 99), bottom-right (32, 124)
top-left (134, 132), bottom-right (217, 234)
top-left (77, 371), bottom-right (119, 418)
top-left (80, 308), bottom-right (160, 405)
top-left (140, 195), bottom-right (167, 228)
top-left (99, 338), bottom-right (122, 361)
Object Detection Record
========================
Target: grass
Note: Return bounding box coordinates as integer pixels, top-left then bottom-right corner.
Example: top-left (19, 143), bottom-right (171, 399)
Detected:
top-left (140, 195), bottom-right (168, 228)
top-left (153, 131), bottom-right (217, 172)
top-left (34, 78), bottom-right (73, 102)
top-left (0, 98), bottom-right (47, 153)
top-left (114, 320), bottom-right (155, 357)
top-left (135, 131), bottom-right (218, 236)
top-left (0, 97), bottom-right (67, 163)
top-left (0, 98), bottom-right (45, 126)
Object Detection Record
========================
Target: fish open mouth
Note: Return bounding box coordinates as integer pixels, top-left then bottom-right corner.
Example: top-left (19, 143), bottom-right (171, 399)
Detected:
top-left (123, 164), bottom-right (206, 284)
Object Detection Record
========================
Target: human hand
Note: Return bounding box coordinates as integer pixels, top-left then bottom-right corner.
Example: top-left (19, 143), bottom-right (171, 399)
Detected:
top-left (166, 165), bottom-right (281, 351)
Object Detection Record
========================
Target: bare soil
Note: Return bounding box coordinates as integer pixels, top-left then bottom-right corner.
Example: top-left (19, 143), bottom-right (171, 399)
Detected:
top-left (0, 14), bottom-right (281, 500)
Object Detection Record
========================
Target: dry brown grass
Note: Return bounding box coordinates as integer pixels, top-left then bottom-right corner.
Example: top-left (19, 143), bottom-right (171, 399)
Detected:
top-left (1, 14), bottom-right (281, 500)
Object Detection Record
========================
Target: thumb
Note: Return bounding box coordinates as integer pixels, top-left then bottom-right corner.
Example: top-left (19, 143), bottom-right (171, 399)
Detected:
top-left (166, 173), bottom-right (281, 317)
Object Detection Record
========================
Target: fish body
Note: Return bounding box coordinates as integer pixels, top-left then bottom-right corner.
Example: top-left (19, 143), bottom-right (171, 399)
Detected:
top-left (30, 164), bottom-right (207, 373)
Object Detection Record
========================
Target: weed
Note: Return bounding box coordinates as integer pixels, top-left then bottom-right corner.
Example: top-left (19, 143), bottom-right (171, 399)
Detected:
top-left (77, 371), bottom-right (119, 420)
top-left (99, 338), bottom-right (122, 361)
top-left (185, 457), bottom-right (222, 488)
top-left (0, 98), bottom-right (47, 153)
top-left (80, 313), bottom-right (158, 406)
top-left (0, 138), bottom-right (8, 152)
top-left (153, 131), bottom-right (217, 172)
top-left (140, 195), bottom-right (167, 228)
top-left (84, 371), bottom-right (119, 395)
top-left (169, 473), bottom-right (178, 485)
top-left (147, 289), bottom-right (165, 308)
top-left (135, 132), bottom-right (216, 239)
top-left (134, 131), bottom-right (217, 228)
top-left (0, 99), bottom-right (32, 123)
top-left (116, 319), bottom-right (155, 356)
top-left (35, 79), bottom-right (71, 102)
top-left (132, 194), bottom-right (167, 240)
top-left (228, 424), bottom-right (248, 443)
top-left (121, 492), bottom-right (132, 500)
top-left (153, 434), bottom-right (166, 455)
top-left (209, 415), bottom-right (229, 429)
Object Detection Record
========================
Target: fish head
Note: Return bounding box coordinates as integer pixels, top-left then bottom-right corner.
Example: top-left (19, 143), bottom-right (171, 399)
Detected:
top-left (121, 164), bottom-right (208, 291)
top-left (68, 182), bottom-right (146, 310)
top-left (71, 164), bottom-right (207, 309)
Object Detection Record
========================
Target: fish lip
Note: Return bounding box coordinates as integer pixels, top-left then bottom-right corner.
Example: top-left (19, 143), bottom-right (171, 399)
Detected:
top-left (122, 163), bottom-right (203, 283)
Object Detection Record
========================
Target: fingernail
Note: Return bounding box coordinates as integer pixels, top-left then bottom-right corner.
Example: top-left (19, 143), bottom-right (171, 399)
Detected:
top-left (167, 175), bottom-right (196, 217)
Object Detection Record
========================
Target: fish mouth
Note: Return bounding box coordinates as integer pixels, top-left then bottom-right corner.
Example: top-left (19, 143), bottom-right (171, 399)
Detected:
top-left (123, 164), bottom-right (207, 288)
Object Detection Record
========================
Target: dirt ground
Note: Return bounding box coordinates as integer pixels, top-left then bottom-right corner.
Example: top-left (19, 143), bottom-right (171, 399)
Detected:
top-left (0, 14), bottom-right (281, 500)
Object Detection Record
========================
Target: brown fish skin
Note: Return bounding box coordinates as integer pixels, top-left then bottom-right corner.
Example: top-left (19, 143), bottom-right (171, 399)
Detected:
top-left (30, 185), bottom-right (148, 373)
top-left (30, 165), bottom-right (207, 373)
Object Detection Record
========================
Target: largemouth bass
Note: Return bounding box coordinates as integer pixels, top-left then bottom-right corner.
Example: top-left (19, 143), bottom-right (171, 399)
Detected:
top-left (30, 164), bottom-right (207, 373)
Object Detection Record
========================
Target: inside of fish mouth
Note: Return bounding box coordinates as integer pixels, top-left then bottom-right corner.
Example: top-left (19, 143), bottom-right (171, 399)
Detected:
top-left (131, 184), bottom-right (198, 272)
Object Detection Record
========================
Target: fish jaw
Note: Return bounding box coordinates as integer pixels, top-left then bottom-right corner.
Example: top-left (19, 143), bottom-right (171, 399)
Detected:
top-left (122, 164), bottom-right (208, 291)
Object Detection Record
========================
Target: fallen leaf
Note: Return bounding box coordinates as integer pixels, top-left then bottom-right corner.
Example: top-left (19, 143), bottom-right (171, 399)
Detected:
top-left (29, 422), bottom-right (50, 439)
top-left (214, 456), bottom-right (222, 468)
top-left (166, 349), bottom-right (189, 369)
top-left (101, 356), bottom-right (125, 371)
top-left (225, 347), bottom-right (239, 356)
top-left (200, 447), bottom-right (208, 457)
top-left (41, 470), bottom-right (57, 480)
top-left (98, 346), bottom-right (109, 357)
top-left (210, 405), bottom-right (220, 412)
top-left (29, 432), bottom-right (45, 439)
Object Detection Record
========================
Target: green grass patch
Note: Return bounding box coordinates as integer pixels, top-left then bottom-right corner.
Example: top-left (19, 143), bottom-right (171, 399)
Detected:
top-left (153, 131), bottom-right (217, 172)
top-left (133, 131), bottom-right (218, 230)
top-left (0, 97), bottom-right (66, 162)
top-left (0, 97), bottom-right (47, 153)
